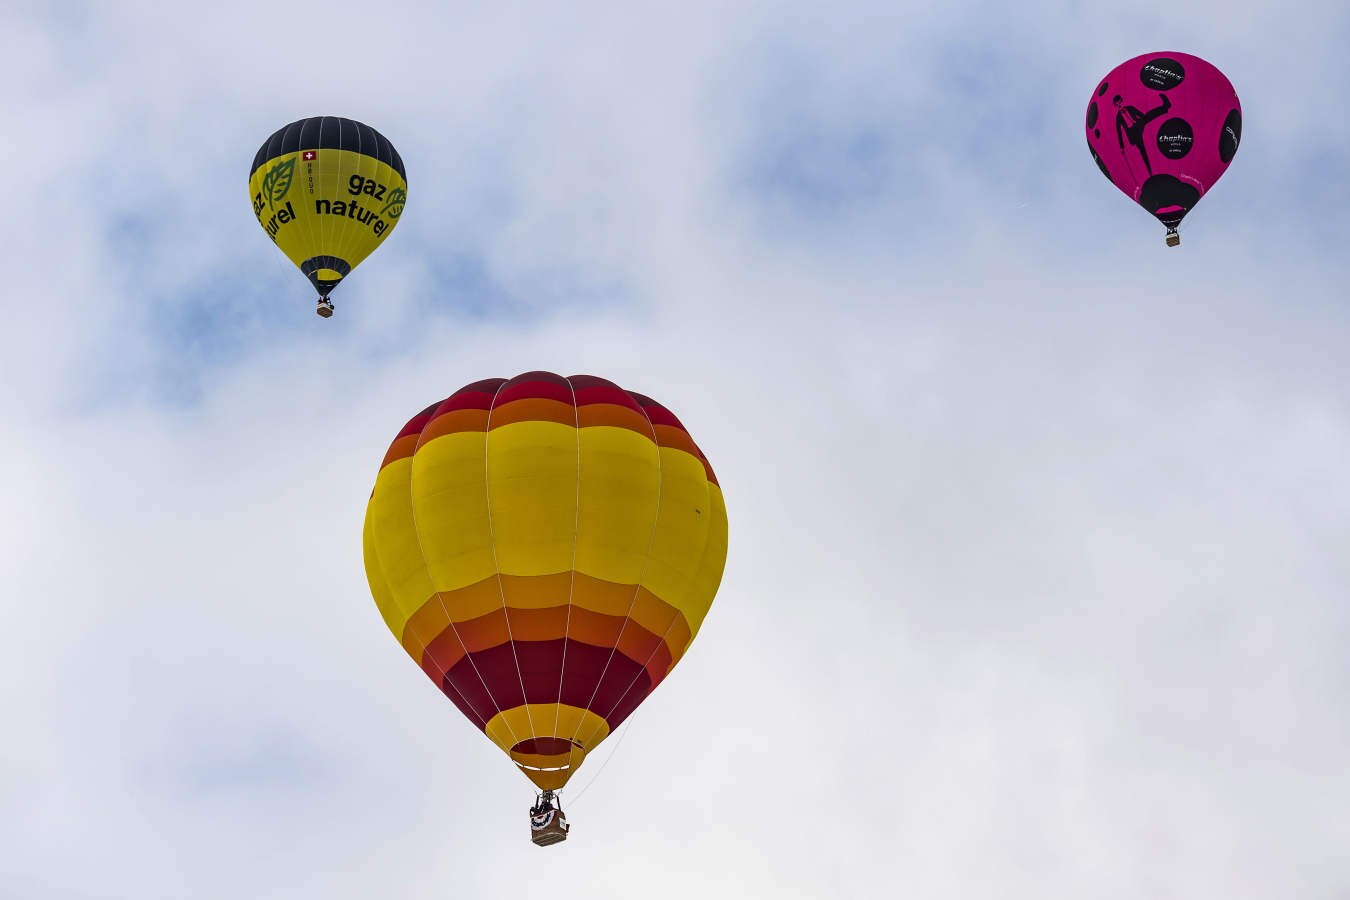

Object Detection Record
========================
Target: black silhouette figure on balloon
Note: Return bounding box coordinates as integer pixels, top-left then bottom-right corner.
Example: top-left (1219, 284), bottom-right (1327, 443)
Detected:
top-left (1114, 93), bottom-right (1171, 174)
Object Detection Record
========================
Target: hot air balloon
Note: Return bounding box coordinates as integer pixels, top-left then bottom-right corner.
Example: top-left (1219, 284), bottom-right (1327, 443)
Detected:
top-left (249, 116), bottom-right (407, 316)
top-left (362, 372), bottom-right (728, 845)
top-left (1086, 52), bottom-right (1241, 246)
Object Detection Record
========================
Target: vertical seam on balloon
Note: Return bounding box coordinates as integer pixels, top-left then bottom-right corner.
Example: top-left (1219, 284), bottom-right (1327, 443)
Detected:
top-left (1181, 69), bottom-right (1207, 211)
top-left (552, 376), bottom-right (583, 739)
top-left (579, 605), bottom-right (688, 748)
top-left (353, 120), bottom-right (368, 282)
top-left (405, 410), bottom-right (516, 737)
top-left (346, 120), bottom-right (370, 288)
top-left (309, 117), bottom-right (330, 298)
top-left (316, 117), bottom-right (334, 291)
top-left (484, 377), bottom-right (539, 745)
top-left (338, 118), bottom-right (357, 293)
top-left (565, 390), bottom-right (665, 749)
top-left (353, 121), bottom-right (370, 284)
top-left (1178, 74), bottom-right (1195, 228)
top-left (402, 397), bottom-right (522, 746)
top-left (361, 507), bottom-right (488, 734)
top-left (336, 117), bottom-right (353, 289)
top-left (336, 118), bottom-right (351, 293)
top-left (288, 119), bottom-right (323, 301)
top-left (575, 456), bottom-right (718, 750)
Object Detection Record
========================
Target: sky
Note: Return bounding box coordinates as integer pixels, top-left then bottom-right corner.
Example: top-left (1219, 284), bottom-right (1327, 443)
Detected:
top-left (2, 1), bottom-right (1349, 897)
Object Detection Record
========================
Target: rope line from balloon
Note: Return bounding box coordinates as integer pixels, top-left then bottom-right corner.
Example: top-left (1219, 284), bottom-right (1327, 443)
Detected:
top-left (574, 416), bottom-right (718, 751)
top-left (483, 378), bottom-right (540, 746)
top-left (401, 383), bottom-right (524, 747)
top-left (566, 391), bottom-right (667, 751)
top-left (563, 716), bottom-right (636, 809)
top-left (575, 525), bottom-right (715, 751)
top-left (551, 376), bottom-right (584, 740)
top-left (367, 480), bottom-right (493, 733)
top-left (573, 431), bottom-right (718, 748)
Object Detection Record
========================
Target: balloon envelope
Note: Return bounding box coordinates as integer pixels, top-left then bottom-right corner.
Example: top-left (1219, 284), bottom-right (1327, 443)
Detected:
top-left (249, 116), bottom-right (407, 302)
top-left (1086, 52), bottom-right (1241, 241)
top-left (363, 372), bottom-right (728, 790)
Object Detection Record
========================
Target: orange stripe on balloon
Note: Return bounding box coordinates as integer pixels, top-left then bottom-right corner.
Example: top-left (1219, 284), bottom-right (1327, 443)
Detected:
top-left (631, 589), bottom-right (692, 662)
top-left (404, 575), bottom-right (692, 668)
top-left (576, 402), bottom-right (655, 438)
top-left (402, 595), bottom-right (452, 661)
top-left (504, 605), bottom-right (572, 642)
top-left (574, 386), bottom-right (642, 412)
top-left (499, 572), bottom-right (572, 608)
top-left (563, 604), bottom-right (626, 647)
top-left (439, 381), bottom-right (502, 410)
top-left (419, 407), bottom-right (489, 444)
top-left (651, 423), bottom-right (699, 455)
top-left (642, 640), bottom-right (674, 689)
top-left (489, 397), bottom-right (576, 429)
top-left (615, 619), bottom-right (665, 670)
top-left (421, 625), bottom-right (468, 681)
top-left (454, 608), bottom-right (515, 651)
top-left (652, 424), bottom-right (718, 485)
top-left (444, 604), bottom-right (670, 657)
top-left (380, 433), bottom-right (420, 469)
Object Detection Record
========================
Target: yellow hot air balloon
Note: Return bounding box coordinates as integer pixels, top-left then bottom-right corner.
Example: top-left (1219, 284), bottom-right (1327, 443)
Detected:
top-left (249, 116), bottom-right (407, 317)
top-left (363, 372), bottom-right (729, 844)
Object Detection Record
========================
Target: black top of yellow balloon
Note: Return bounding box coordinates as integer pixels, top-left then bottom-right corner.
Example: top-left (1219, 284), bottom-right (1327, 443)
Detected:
top-left (250, 116), bottom-right (406, 182)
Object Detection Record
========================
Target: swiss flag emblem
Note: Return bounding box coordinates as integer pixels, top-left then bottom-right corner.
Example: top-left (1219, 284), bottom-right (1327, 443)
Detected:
top-left (302, 151), bottom-right (317, 161)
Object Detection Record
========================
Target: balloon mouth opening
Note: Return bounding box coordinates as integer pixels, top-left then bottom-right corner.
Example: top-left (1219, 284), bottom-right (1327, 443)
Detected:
top-left (301, 255), bottom-right (352, 296)
top-left (510, 737), bottom-right (588, 790)
top-left (1153, 207), bottom-right (1188, 229)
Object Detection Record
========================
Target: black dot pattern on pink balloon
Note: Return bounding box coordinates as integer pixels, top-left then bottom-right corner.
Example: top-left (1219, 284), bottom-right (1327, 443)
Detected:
top-left (1220, 109), bottom-right (1242, 163)
top-left (1097, 81), bottom-right (1109, 97)
top-left (1087, 102), bottom-right (1099, 128)
top-left (1139, 175), bottom-right (1200, 227)
top-left (1094, 128), bottom-right (1101, 139)
top-left (1155, 118), bottom-right (1194, 159)
top-left (1139, 57), bottom-right (1185, 91)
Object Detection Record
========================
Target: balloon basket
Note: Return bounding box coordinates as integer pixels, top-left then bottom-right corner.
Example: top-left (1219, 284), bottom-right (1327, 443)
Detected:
top-left (529, 792), bottom-right (570, 846)
top-left (316, 299), bottom-right (334, 318)
top-left (529, 809), bottom-right (569, 846)
top-left (530, 822), bottom-right (568, 846)
top-left (1165, 231), bottom-right (1180, 247)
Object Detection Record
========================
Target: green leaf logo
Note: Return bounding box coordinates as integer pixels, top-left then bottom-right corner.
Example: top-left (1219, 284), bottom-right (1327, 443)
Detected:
top-left (261, 158), bottom-right (296, 210)
top-left (380, 188), bottom-right (407, 219)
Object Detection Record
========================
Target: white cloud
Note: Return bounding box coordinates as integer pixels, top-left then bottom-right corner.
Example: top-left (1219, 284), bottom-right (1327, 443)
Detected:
top-left (2, 1), bottom-right (1349, 897)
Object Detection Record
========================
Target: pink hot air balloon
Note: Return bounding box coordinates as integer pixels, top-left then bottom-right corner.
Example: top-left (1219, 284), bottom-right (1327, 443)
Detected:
top-left (1086, 52), bottom-right (1241, 246)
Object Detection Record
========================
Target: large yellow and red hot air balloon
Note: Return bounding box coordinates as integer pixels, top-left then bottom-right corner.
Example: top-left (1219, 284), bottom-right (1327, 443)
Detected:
top-left (362, 372), bottom-right (728, 838)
